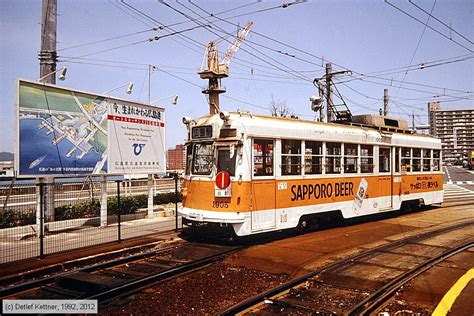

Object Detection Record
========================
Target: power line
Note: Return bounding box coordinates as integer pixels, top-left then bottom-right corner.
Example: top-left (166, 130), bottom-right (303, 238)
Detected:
top-left (409, 0), bottom-right (473, 45)
top-left (58, 24), bottom-right (206, 62)
top-left (185, 0), bottom-right (324, 70)
top-left (174, 0), bottom-right (314, 81)
top-left (341, 75), bottom-right (472, 99)
top-left (385, 0), bottom-right (473, 53)
top-left (159, 1), bottom-right (313, 82)
top-left (336, 70), bottom-right (473, 95)
top-left (57, 28), bottom-right (155, 52)
top-left (392, 0), bottom-right (437, 101)
top-left (117, 0), bottom-right (308, 80)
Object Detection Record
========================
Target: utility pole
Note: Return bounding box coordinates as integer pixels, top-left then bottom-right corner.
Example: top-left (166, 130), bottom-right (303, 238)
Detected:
top-left (412, 110), bottom-right (415, 131)
top-left (383, 88), bottom-right (389, 116)
top-left (39, 0), bottom-right (57, 84)
top-left (318, 81), bottom-right (325, 122)
top-left (325, 63), bottom-right (333, 123)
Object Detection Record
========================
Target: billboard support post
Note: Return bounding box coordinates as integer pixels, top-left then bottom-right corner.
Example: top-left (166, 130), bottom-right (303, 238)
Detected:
top-left (100, 175), bottom-right (108, 227)
top-left (38, 182), bottom-right (45, 259)
top-left (45, 177), bottom-right (55, 222)
top-left (147, 174), bottom-right (154, 218)
top-left (174, 173), bottom-right (179, 232)
top-left (35, 177), bottom-right (43, 237)
top-left (116, 180), bottom-right (122, 243)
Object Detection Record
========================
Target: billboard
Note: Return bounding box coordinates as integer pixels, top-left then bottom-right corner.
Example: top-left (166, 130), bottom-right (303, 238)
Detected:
top-left (15, 79), bottom-right (165, 177)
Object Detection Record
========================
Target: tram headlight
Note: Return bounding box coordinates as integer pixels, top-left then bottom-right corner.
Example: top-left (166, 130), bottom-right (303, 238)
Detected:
top-left (219, 111), bottom-right (230, 122)
top-left (182, 116), bottom-right (192, 125)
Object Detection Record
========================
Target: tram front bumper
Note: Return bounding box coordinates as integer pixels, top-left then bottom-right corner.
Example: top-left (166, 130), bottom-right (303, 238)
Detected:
top-left (179, 207), bottom-right (246, 224)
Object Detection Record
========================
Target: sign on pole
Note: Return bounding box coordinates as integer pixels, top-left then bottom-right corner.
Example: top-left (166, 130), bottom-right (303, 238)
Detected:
top-left (15, 79), bottom-right (165, 177)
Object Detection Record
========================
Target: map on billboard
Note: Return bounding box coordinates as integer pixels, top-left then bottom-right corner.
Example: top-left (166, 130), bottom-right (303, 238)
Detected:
top-left (15, 79), bottom-right (165, 177)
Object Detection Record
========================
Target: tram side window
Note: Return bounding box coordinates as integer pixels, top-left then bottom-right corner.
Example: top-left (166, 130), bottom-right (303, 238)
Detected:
top-left (401, 148), bottom-right (411, 172)
top-left (422, 149), bottom-right (431, 172)
top-left (305, 141), bottom-right (323, 174)
top-left (217, 148), bottom-right (236, 176)
top-left (433, 150), bottom-right (441, 171)
top-left (325, 142), bottom-right (341, 174)
top-left (412, 148), bottom-right (422, 172)
top-left (281, 140), bottom-right (301, 175)
top-left (254, 139), bottom-right (274, 176)
top-left (185, 144), bottom-right (192, 175)
top-left (361, 145), bottom-right (374, 173)
top-left (379, 147), bottom-right (391, 173)
top-left (344, 143), bottom-right (358, 174)
top-left (192, 143), bottom-right (214, 175)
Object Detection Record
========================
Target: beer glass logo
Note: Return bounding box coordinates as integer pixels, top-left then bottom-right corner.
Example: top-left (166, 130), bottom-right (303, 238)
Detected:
top-left (132, 143), bottom-right (145, 156)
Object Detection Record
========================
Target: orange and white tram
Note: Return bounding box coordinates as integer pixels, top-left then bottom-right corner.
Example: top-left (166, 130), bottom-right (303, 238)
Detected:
top-left (179, 111), bottom-right (443, 236)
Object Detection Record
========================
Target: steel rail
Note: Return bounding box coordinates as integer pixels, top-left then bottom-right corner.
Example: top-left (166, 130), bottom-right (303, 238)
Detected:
top-left (0, 245), bottom-right (177, 298)
top-left (86, 246), bottom-right (242, 304)
top-left (219, 220), bottom-right (473, 315)
top-left (348, 241), bottom-right (473, 315)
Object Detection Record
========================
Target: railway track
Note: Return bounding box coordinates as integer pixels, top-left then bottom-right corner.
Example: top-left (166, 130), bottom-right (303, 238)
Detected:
top-left (221, 220), bottom-right (473, 315)
top-left (0, 242), bottom-right (240, 306)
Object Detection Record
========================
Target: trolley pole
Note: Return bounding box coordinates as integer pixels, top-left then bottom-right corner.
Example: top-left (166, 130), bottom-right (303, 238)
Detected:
top-left (325, 63), bottom-right (333, 123)
top-left (116, 180), bottom-right (122, 243)
top-left (383, 88), bottom-right (389, 116)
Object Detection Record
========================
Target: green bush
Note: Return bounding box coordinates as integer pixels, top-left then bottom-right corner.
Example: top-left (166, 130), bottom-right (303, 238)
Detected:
top-left (0, 192), bottom-right (183, 228)
top-left (0, 209), bottom-right (36, 229)
top-left (107, 195), bottom-right (146, 215)
top-left (55, 199), bottom-right (100, 221)
top-left (154, 192), bottom-right (181, 204)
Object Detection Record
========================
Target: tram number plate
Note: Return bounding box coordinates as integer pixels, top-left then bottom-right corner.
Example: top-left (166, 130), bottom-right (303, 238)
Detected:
top-left (212, 201), bottom-right (229, 209)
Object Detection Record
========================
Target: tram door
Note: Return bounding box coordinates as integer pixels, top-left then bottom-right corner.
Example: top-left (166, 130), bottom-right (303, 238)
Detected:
top-left (379, 147), bottom-right (393, 210)
top-left (251, 139), bottom-right (276, 231)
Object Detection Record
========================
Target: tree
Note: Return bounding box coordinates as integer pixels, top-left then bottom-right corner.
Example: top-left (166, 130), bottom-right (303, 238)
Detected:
top-left (268, 96), bottom-right (295, 118)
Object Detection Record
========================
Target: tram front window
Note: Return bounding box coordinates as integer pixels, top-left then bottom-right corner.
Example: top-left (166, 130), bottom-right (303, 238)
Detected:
top-left (217, 148), bottom-right (236, 176)
top-left (192, 143), bottom-right (214, 175)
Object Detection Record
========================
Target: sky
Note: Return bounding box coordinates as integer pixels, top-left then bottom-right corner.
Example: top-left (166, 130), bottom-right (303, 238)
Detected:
top-left (1, 0), bottom-right (473, 155)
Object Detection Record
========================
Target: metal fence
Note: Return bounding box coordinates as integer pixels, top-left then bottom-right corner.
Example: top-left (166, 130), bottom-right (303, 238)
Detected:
top-left (0, 176), bottom-right (182, 266)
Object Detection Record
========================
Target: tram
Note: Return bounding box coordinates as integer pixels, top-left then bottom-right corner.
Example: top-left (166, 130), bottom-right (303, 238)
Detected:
top-left (179, 111), bottom-right (443, 236)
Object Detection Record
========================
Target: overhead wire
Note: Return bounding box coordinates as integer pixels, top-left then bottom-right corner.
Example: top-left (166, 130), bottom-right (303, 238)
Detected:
top-left (392, 0), bottom-right (437, 100)
top-left (59, 24), bottom-right (208, 62)
top-left (118, 0), bottom-right (312, 80)
top-left (185, 0), bottom-right (472, 109)
top-left (384, 0), bottom-right (473, 53)
top-left (186, 0), bottom-right (325, 70)
top-left (159, 1), bottom-right (313, 82)
top-left (60, 1), bottom-right (472, 119)
top-left (409, 0), bottom-right (473, 45)
top-left (58, 28), bottom-right (156, 52)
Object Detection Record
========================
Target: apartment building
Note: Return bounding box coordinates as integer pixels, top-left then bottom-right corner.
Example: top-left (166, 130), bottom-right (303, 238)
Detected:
top-left (166, 144), bottom-right (186, 172)
top-left (428, 101), bottom-right (474, 162)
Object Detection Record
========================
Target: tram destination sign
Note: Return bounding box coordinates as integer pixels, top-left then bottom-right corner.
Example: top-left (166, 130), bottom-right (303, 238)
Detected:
top-left (15, 79), bottom-right (165, 177)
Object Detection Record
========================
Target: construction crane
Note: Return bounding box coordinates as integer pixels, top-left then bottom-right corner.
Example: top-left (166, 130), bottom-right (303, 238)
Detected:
top-left (198, 22), bottom-right (253, 115)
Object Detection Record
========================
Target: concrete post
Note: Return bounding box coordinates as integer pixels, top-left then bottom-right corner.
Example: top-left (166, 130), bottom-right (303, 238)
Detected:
top-left (147, 174), bottom-right (154, 218)
top-left (35, 177), bottom-right (43, 237)
top-left (100, 175), bottom-right (108, 227)
top-left (45, 177), bottom-right (55, 222)
top-left (39, 0), bottom-right (57, 84)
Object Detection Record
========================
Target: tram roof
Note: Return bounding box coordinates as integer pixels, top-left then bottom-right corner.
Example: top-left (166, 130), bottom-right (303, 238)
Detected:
top-left (191, 112), bottom-right (441, 148)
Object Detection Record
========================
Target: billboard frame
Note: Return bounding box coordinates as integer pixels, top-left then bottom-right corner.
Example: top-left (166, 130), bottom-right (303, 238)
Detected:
top-left (15, 78), bottom-right (166, 178)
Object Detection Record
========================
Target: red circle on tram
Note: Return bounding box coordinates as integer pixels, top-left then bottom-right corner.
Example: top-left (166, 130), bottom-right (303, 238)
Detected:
top-left (215, 171), bottom-right (231, 189)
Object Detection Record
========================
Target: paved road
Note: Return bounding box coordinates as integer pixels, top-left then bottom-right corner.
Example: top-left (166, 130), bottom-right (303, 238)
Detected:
top-left (442, 166), bottom-right (474, 203)
top-left (443, 166), bottom-right (474, 184)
